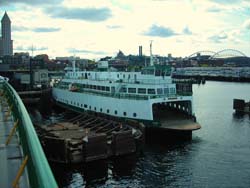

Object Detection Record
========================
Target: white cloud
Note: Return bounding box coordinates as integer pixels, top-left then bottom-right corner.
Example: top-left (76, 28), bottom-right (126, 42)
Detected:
top-left (143, 24), bottom-right (178, 38)
top-left (243, 19), bottom-right (250, 30)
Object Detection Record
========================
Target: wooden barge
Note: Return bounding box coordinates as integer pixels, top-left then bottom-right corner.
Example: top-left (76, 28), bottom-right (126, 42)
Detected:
top-left (36, 113), bottom-right (144, 164)
top-left (233, 99), bottom-right (250, 114)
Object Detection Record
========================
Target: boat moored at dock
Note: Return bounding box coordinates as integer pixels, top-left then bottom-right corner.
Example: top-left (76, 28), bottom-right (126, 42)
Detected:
top-left (52, 45), bottom-right (201, 141)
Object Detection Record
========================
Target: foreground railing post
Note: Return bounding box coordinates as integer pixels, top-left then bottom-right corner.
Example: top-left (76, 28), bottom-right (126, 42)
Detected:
top-left (12, 155), bottom-right (29, 188)
top-left (5, 120), bottom-right (19, 145)
top-left (4, 104), bottom-right (13, 121)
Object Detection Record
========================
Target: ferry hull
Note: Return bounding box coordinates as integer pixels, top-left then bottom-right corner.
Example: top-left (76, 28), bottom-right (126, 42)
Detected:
top-left (53, 100), bottom-right (199, 144)
top-left (145, 126), bottom-right (192, 144)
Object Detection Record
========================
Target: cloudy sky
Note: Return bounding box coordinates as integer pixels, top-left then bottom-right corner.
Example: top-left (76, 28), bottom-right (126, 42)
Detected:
top-left (0, 0), bottom-right (250, 59)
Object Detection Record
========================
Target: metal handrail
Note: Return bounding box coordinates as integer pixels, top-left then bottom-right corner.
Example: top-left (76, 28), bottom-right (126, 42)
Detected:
top-left (1, 81), bottom-right (58, 188)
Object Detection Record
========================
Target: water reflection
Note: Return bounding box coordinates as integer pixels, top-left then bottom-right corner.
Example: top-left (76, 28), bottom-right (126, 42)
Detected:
top-left (84, 160), bottom-right (108, 186)
top-left (232, 112), bottom-right (250, 126)
top-left (50, 154), bottom-right (139, 188)
top-left (51, 142), bottom-right (197, 188)
top-left (111, 154), bottom-right (137, 178)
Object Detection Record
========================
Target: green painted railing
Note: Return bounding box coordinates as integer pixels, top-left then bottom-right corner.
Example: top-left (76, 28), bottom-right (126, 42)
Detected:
top-left (1, 81), bottom-right (58, 188)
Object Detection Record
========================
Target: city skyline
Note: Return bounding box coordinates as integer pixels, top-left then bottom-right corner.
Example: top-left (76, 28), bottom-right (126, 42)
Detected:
top-left (0, 0), bottom-right (249, 59)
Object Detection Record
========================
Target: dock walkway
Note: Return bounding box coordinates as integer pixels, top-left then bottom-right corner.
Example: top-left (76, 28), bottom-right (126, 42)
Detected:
top-left (0, 96), bottom-right (29, 188)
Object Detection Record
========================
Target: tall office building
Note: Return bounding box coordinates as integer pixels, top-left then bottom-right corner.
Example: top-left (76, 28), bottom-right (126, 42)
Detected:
top-left (0, 12), bottom-right (13, 56)
top-left (139, 45), bottom-right (142, 57)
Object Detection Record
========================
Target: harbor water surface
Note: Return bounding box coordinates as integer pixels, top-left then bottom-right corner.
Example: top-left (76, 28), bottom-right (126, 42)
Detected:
top-left (49, 81), bottom-right (250, 188)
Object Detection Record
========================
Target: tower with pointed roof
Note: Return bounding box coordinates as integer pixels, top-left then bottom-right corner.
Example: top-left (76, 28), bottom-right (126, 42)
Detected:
top-left (0, 11), bottom-right (13, 56)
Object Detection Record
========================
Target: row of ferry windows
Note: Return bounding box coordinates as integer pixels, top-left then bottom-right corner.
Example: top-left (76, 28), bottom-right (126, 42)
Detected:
top-left (121, 87), bottom-right (175, 95)
top-left (76, 84), bottom-right (111, 92)
top-left (60, 99), bottom-right (137, 117)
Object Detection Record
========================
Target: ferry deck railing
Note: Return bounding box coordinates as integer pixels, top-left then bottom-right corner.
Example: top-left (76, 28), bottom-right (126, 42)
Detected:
top-left (0, 81), bottom-right (58, 188)
top-left (63, 77), bottom-right (173, 85)
top-left (55, 85), bottom-right (192, 101)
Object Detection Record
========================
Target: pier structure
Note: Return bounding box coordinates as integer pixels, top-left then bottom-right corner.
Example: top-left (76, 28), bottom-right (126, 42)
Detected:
top-left (18, 88), bottom-right (51, 105)
top-left (0, 80), bottom-right (57, 188)
top-left (173, 67), bottom-right (250, 82)
top-left (36, 113), bottom-right (144, 164)
top-left (233, 99), bottom-right (250, 114)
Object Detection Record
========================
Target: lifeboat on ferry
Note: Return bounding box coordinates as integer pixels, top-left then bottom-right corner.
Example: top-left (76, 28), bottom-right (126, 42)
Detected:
top-left (69, 84), bottom-right (78, 92)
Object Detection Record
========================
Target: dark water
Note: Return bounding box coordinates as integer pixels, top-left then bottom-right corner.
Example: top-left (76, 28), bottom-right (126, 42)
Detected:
top-left (49, 81), bottom-right (250, 188)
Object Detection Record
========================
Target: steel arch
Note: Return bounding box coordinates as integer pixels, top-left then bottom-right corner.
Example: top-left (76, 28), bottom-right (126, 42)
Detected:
top-left (209, 49), bottom-right (247, 59)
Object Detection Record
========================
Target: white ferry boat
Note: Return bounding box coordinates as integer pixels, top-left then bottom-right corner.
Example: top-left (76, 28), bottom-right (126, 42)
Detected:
top-left (52, 47), bottom-right (201, 139)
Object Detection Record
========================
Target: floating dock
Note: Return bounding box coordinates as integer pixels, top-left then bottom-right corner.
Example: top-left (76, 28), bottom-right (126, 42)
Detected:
top-left (36, 113), bottom-right (144, 164)
top-left (233, 99), bottom-right (250, 114)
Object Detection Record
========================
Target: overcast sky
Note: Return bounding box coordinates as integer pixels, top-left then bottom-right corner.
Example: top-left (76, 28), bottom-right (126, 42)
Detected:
top-left (0, 0), bottom-right (250, 59)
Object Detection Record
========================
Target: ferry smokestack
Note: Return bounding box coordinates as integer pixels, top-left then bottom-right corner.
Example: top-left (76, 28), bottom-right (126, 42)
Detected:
top-left (72, 60), bottom-right (76, 73)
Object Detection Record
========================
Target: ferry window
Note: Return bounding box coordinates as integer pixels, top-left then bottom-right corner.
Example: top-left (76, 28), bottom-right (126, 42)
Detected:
top-left (100, 108), bottom-right (103, 112)
top-left (155, 70), bottom-right (161, 76)
top-left (133, 113), bottom-right (137, 117)
top-left (89, 106), bottom-right (91, 110)
top-left (94, 107), bottom-right (96, 111)
top-left (115, 110), bottom-right (117, 115)
top-left (77, 103), bottom-right (79, 106)
top-left (107, 109), bottom-right (110, 113)
top-left (164, 88), bottom-right (169, 94)
top-left (157, 88), bottom-right (163, 95)
top-left (123, 74), bottom-right (125, 79)
top-left (88, 73), bottom-right (90, 76)
top-left (84, 104), bottom-right (88, 108)
top-left (97, 86), bottom-right (101, 90)
top-left (82, 84), bottom-right (86, 88)
top-left (81, 104), bottom-right (83, 107)
top-left (106, 87), bottom-right (110, 91)
top-left (128, 88), bottom-right (136, 93)
top-left (121, 87), bottom-right (127, 93)
top-left (101, 86), bottom-right (105, 91)
top-left (138, 88), bottom-right (146, 94)
top-left (123, 112), bottom-right (127, 116)
top-left (93, 85), bottom-right (96, 89)
top-left (117, 74), bottom-right (119, 78)
top-left (170, 88), bottom-right (175, 94)
top-left (148, 89), bottom-right (156, 94)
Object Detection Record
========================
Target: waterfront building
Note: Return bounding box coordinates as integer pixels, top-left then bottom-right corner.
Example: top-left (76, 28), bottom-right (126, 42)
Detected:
top-left (0, 12), bottom-right (13, 56)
